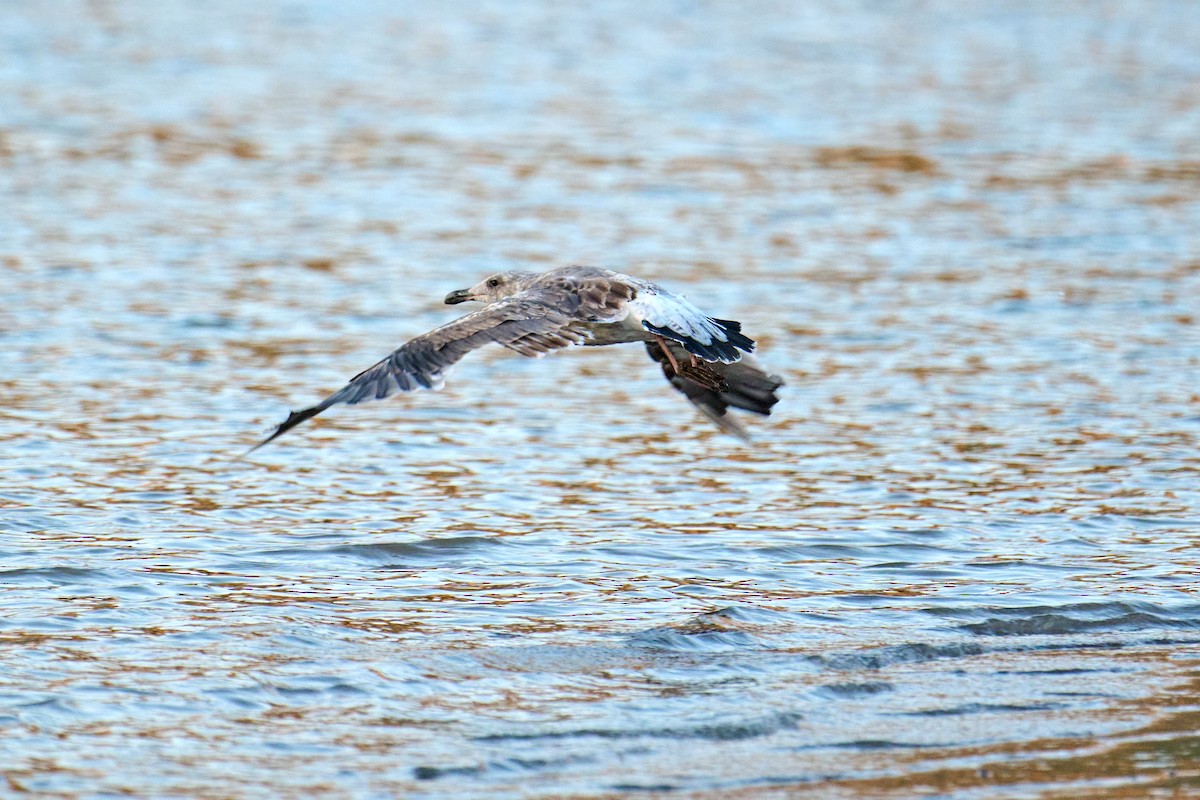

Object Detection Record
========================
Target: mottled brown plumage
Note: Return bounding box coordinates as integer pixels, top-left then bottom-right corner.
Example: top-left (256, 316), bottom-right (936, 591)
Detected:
top-left (250, 266), bottom-right (779, 451)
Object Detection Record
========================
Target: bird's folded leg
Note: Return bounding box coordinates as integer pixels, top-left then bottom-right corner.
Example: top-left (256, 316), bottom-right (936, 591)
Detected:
top-left (652, 334), bottom-right (681, 373)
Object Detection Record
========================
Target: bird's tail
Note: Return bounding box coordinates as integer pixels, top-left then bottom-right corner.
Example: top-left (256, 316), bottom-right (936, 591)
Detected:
top-left (647, 341), bottom-right (782, 440)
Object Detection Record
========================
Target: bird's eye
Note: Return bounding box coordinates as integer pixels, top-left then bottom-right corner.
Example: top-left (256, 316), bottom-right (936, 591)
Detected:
top-left (487, 278), bottom-right (501, 288)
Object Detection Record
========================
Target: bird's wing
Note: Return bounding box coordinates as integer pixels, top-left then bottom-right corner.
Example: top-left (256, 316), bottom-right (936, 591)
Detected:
top-left (627, 287), bottom-right (755, 363)
top-left (249, 291), bottom-right (594, 451)
top-left (646, 340), bottom-right (783, 440)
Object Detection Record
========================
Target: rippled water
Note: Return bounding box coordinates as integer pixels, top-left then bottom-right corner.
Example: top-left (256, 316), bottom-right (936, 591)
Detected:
top-left (3, 1), bottom-right (1200, 797)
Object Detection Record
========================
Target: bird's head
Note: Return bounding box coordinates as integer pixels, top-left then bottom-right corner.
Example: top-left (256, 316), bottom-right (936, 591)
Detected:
top-left (444, 271), bottom-right (538, 305)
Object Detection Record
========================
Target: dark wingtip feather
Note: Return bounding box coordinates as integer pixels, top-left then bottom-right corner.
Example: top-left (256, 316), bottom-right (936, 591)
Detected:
top-left (642, 319), bottom-right (757, 363)
top-left (246, 405), bottom-right (326, 454)
top-left (643, 321), bottom-right (740, 363)
top-left (711, 318), bottom-right (756, 354)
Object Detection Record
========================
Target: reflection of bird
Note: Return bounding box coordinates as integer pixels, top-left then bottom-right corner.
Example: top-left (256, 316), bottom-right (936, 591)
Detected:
top-left (249, 266), bottom-right (783, 452)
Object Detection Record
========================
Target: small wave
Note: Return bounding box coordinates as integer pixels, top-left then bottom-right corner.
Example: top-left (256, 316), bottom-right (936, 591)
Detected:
top-left (475, 710), bottom-right (802, 743)
top-left (816, 681), bottom-right (894, 699)
top-left (963, 612), bottom-right (1200, 637)
top-left (627, 628), bottom-right (759, 652)
top-left (927, 602), bottom-right (1200, 637)
top-left (756, 543), bottom-right (868, 560)
top-left (894, 701), bottom-right (1070, 717)
top-left (625, 607), bottom-right (776, 652)
top-left (811, 642), bottom-right (987, 671)
top-left (414, 753), bottom-right (595, 781)
top-left (821, 739), bottom-right (939, 750)
top-left (0, 566), bottom-right (105, 585)
top-left (260, 535), bottom-right (511, 565)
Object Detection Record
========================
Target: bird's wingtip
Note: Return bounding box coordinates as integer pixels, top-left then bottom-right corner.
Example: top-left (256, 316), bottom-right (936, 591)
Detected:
top-left (244, 405), bottom-right (325, 456)
top-left (243, 428), bottom-right (284, 457)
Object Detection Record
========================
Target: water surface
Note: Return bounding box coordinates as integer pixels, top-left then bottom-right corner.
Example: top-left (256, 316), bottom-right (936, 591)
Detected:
top-left (2, 1), bottom-right (1200, 797)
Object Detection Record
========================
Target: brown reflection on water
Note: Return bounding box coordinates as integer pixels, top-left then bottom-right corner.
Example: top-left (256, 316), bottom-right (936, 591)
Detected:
top-left (576, 654), bottom-right (1200, 800)
top-left (826, 656), bottom-right (1200, 800)
top-left (4, 1), bottom-right (1200, 797)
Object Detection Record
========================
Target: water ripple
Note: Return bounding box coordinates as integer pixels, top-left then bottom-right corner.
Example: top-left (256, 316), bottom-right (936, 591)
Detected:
top-left (4, 1), bottom-right (1200, 797)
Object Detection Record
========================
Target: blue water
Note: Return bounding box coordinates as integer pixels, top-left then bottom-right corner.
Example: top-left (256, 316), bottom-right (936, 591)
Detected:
top-left (2, 1), bottom-right (1200, 797)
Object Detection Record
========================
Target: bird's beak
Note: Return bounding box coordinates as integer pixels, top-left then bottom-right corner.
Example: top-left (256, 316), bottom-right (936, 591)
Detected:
top-left (444, 289), bottom-right (473, 305)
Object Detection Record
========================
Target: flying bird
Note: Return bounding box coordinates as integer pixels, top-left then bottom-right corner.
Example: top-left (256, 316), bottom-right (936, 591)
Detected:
top-left (250, 266), bottom-right (782, 451)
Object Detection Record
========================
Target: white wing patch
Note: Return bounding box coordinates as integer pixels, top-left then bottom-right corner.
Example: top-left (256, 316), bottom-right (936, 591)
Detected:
top-left (628, 289), bottom-right (729, 345)
top-left (623, 282), bottom-right (754, 364)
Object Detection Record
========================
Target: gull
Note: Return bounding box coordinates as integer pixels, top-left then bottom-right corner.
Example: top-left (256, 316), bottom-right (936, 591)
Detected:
top-left (250, 266), bottom-right (783, 451)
